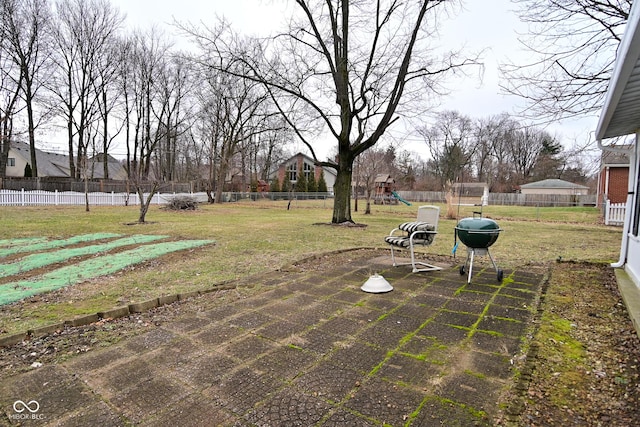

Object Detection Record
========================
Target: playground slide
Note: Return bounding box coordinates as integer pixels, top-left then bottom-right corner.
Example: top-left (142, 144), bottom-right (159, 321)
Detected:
top-left (391, 191), bottom-right (412, 206)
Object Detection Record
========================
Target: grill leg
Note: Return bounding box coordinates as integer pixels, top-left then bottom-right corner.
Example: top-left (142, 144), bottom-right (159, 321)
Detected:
top-left (488, 249), bottom-right (498, 271)
top-left (467, 249), bottom-right (475, 284)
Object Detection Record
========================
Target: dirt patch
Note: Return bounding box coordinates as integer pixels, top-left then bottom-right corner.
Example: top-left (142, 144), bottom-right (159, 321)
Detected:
top-left (503, 261), bottom-right (640, 426)
top-left (312, 222), bottom-right (368, 228)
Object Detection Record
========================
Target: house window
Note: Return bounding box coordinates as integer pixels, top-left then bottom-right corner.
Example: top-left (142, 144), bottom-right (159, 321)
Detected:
top-left (7, 158), bottom-right (15, 167)
top-left (303, 162), bottom-right (313, 181)
top-left (287, 163), bottom-right (297, 181)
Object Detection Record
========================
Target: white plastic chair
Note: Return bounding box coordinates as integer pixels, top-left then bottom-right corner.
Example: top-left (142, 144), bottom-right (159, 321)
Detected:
top-left (384, 205), bottom-right (442, 273)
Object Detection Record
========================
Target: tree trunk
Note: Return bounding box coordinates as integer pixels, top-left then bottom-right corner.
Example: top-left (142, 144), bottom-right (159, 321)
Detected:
top-left (84, 176), bottom-right (90, 212)
top-left (102, 91), bottom-right (109, 180)
top-left (365, 188), bottom-right (371, 215)
top-left (137, 182), bottom-right (159, 223)
top-left (332, 158), bottom-right (354, 224)
top-left (26, 100), bottom-right (38, 177)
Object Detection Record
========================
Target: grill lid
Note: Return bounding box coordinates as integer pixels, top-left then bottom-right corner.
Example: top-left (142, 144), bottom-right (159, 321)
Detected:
top-left (455, 215), bottom-right (501, 248)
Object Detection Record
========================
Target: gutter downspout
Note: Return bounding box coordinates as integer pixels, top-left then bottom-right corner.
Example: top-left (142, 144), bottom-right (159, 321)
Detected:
top-left (597, 136), bottom-right (636, 268)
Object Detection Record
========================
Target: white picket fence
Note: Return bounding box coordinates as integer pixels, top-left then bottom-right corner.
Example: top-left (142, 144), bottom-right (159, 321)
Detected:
top-left (604, 199), bottom-right (626, 226)
top-left (0, 189), bottom-right (209, 207)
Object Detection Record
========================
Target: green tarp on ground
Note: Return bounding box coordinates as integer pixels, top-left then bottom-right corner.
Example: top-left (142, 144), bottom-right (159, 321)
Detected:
top-left (0, 238), bottom-right (214, 305)
top-left (0, 233), bottom-right (122, 257)
top-left (0, 235), bottom-right (168, 278)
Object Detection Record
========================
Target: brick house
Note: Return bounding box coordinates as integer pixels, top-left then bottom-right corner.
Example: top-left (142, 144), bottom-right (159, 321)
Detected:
top-left (597, 147), bottom-right (631, 206)
top-left (271, 153), bottom-right (337, 192)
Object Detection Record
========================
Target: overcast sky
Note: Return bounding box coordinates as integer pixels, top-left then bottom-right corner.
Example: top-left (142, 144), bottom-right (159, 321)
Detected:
top-left (105, 0), bottom-right (598, 157)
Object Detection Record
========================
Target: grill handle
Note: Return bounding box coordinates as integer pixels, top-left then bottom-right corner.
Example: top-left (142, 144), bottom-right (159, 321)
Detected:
top-left (455, 228), bottom-right (503, 234)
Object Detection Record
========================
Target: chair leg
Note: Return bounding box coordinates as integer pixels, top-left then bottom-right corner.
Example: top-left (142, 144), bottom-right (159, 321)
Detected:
top-left (407, 245), bottom-right (441, 273)
top-left (387, 243), bottom-right (441, 273)
top-left (390, 246), bottom-right (398, 266)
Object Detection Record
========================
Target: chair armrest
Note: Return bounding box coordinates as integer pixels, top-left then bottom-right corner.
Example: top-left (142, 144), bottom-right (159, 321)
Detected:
top-left (387, 227), bottom-right (403, 237)
top-left (399, 221), bottom-right (436, 233)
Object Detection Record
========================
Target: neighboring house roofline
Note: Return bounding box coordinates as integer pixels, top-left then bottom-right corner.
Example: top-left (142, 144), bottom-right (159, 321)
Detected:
top-left (520, 179), bottom-right (589, 189)
top-left (7, 140), bottom-right (127, 180)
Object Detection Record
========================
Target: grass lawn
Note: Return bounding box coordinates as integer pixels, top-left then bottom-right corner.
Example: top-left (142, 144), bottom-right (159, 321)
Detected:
top-left (0, 200), bottom-right (622, 335)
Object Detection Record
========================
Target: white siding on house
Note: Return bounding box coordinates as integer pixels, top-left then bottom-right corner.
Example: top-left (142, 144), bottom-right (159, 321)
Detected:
top-left (628, 140), bottom-right (640, 287)
top-left (6, 151), bottom-right (29, 177)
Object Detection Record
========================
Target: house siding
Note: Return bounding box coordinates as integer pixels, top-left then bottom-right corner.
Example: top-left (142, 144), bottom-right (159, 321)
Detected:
top-left (5, 152), bottom-right (29, 178)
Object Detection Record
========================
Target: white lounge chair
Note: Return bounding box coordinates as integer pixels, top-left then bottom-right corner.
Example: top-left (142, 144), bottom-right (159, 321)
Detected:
top-left (384, 205), bottom-right (442, 273)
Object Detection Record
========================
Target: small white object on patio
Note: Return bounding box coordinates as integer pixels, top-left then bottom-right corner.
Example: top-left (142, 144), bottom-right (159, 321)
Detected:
top-left (361, 274), bottom-right (393, 293)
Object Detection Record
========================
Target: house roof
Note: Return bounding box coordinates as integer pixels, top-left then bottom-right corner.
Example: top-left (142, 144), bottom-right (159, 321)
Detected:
top-left (595, 1), bottom-right (640, 141)
top-left (374, 174), bottom-right (393, 183)
top-left (10, 141), bottom-right (127, 180)
top-left (520, 179), bottom-right (589, 190)
top-left (452, 182), bottom-right (488, 188)
top-left (10, 141), bottom-right (71, 177)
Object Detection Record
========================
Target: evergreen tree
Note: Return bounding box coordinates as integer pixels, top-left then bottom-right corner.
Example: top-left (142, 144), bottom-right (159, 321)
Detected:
top-left (24, 163), bottom-right (33, 178)
top-left (317, 171), bottom-right (328, 193)
top-left (281, 173), bottom-right (291, 192)
top-left (295, 166), bottom-right (307, 192)
top-left (307, 171), bottom-right (317, 192)
top-left (270, 178), bottom-right (280, 192)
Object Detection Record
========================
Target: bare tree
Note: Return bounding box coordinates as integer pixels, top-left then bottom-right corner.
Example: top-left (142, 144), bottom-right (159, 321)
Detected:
top-left (0, 37), bottom-right (23, 177)
top-left (354, 147), bottom-right (387, 214)
top-left (419, 110), bottom-right (477, 188)
top-left (504, 124), bottom-right (553, 185)
top-left (93, 39), bottom-right (125, 180)
top-left (472, 114), bottom-right (508, 187)
top-left (501, 0), bottom-right (631, 121)
top-left (251, 114), bottom-right (289, 182)
top-left (182, 1), bottom-right (478, 223)
top-left (0, 0), bottom-right (52, 177)
top-left (488, 116), bottom-right (520, 192)
top-left (151, 54), bottom-right (193, 182)
top-left (47, 0), bottom-right (124, 180)
top-left (113, 28), bottom-right (172, 223)
top-left (193, 57), bottom-right (269, 203)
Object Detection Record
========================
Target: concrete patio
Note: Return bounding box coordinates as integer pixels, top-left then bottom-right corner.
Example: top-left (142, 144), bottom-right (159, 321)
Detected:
top-left (0, 249), bottom-right (545, 426)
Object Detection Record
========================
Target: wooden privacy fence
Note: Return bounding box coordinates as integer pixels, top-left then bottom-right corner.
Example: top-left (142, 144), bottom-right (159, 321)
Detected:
top-left (0, 177), bottom-right (196, 193)
top-left (397, 191), bottom-right (597, 207)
